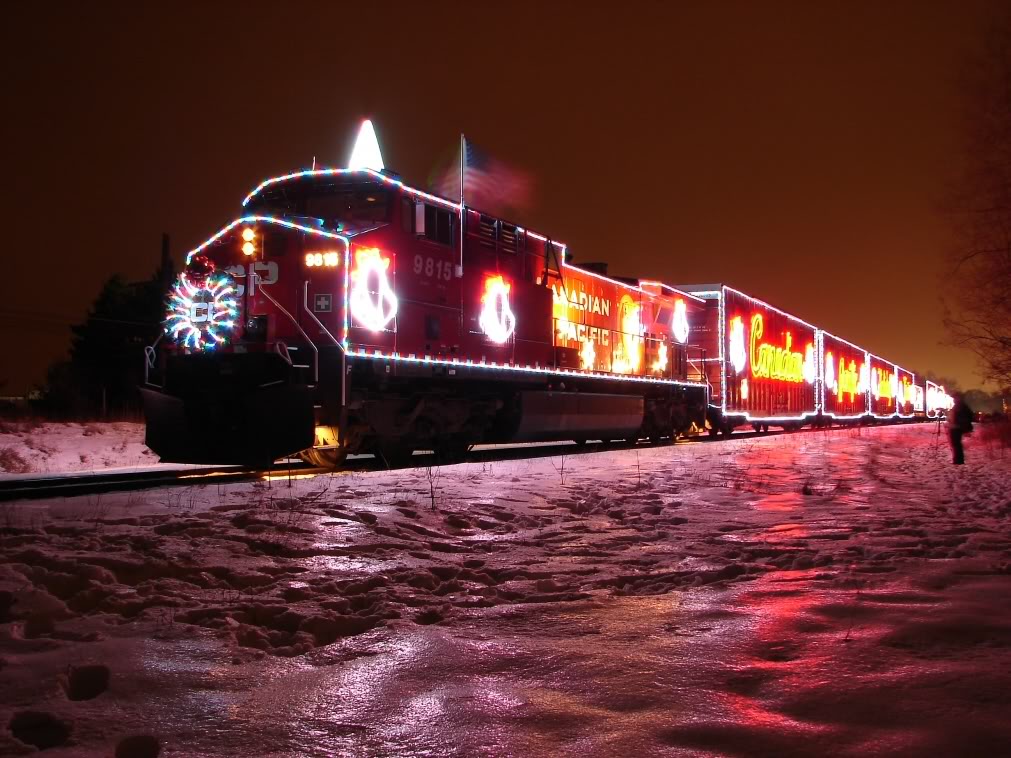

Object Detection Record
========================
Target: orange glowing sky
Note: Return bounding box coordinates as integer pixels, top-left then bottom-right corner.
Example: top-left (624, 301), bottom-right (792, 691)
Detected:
top-left (0, 0), bottom-right (1003, 392)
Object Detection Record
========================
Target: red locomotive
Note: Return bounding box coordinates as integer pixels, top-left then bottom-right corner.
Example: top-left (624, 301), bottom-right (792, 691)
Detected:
top-left (142, 123), bottom-right (952, 465)
top-left (142, 133), bottom-right (709, 465)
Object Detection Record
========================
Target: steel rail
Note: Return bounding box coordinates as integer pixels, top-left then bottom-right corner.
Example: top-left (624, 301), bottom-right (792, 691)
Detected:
top-left (0, 461), bottom-right (319, 502)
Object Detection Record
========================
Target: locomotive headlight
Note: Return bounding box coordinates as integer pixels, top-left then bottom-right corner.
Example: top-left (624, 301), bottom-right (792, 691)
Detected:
top-left (241, 227), bottom-right (256, 256)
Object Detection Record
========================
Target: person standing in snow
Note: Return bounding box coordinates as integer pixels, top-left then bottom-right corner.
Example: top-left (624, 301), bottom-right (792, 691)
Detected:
top-left (947, 392), bottom-right (974, 465)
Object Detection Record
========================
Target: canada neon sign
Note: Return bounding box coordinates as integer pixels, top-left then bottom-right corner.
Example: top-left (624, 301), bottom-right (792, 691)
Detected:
top-left (745, 314), bottom-right (812, 384)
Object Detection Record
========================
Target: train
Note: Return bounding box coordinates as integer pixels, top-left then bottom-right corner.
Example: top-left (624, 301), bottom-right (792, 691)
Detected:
top-left (141, 123), bottom-right (954, 466)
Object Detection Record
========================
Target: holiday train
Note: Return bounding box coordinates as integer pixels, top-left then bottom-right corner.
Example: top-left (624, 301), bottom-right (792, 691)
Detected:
top-left (141, 124), bottom-right (953, 466)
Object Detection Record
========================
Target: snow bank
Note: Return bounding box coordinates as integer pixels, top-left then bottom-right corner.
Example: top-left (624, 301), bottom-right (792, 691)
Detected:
top-left (0, 421), bottom-right (157, 476)
top-left (1, 425), bottom-right (1009, 755)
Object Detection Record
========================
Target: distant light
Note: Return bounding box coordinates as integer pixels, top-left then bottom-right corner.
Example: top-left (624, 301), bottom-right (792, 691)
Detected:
top-left (348, 119), bottom-right (385, 171)
top-left (241, 227), bottom-right (256, 242)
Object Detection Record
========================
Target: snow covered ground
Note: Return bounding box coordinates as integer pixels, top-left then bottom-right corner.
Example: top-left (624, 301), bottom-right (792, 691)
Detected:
top-left (1, 424), bottom-right (1009, 756)
top-left (0, 422), bottom-right (157, 476)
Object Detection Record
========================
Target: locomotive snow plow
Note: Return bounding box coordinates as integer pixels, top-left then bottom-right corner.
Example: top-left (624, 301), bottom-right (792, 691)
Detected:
top-left (141, 352), bottom-right (314, 466)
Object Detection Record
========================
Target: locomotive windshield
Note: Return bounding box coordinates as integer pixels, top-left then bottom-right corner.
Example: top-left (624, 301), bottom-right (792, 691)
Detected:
top-left (247, 175), bottom-right (390, 233)
top-left (306, 190), bottom-right (389, 226)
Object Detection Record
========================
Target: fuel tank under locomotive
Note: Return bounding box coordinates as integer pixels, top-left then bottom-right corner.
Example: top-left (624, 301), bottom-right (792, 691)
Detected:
top-left (141, 352), bottom-right (314, 465)
top-left (505, 391), bottom-right (644, 443)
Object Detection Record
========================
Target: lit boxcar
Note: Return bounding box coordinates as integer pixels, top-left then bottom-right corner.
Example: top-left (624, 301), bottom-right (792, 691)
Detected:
top-left (818, 330), bottom-right (870, 422)
top-left (925, 380), bottom-right (953, 419)
top-left (895, 365), bottom-right (919, 419)
top-left (676, 285), bottom-right (819, 433)
top-left (867, 354), bottom-right (917, 420)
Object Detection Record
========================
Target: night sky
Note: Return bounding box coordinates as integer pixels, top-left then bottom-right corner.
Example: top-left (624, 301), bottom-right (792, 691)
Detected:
top-left (2, 0), bottom-right (1001, 394)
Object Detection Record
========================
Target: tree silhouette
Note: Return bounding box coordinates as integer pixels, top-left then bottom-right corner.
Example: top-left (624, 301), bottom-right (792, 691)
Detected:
top-left (944, 15), bottom-right (1011, 391)
top-left (44, 235), bottom-right (174, 416)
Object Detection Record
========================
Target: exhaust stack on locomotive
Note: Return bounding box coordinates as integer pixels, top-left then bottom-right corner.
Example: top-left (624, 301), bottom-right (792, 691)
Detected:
top-left (142, 123), bottom-right (711, 465)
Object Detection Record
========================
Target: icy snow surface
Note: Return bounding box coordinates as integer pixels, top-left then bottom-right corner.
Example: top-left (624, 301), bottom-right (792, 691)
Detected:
top-left (1, 424), bottom-right (1010, 756)
top-left (0, 422), bottom-right (161, 476)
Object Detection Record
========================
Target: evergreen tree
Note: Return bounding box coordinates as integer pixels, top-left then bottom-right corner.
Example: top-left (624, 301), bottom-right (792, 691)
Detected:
top-left (47, 235), bottom-right (175, 416)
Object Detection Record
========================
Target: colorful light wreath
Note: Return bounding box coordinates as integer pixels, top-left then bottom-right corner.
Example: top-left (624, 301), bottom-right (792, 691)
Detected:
top-left (165, 256), bottom-right (239, 350)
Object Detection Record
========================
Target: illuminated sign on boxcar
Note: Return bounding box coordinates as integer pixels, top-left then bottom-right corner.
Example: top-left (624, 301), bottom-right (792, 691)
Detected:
top-left (722, 288), bottom-right (817, 419)
top-left (820, 333), bottom-right (868, 418)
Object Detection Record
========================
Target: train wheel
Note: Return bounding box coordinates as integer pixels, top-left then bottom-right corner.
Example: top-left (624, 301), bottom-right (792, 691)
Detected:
top-left (708, 425), bottom-right (719, 438)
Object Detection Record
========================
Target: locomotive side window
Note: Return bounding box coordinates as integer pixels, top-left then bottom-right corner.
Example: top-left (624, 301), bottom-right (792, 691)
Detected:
top-left (424, 204), bottom-right (454, 246)
top-left (262, 229), bottom-right (285, 257)
top-left (401, 198), bottom-right (413, 233)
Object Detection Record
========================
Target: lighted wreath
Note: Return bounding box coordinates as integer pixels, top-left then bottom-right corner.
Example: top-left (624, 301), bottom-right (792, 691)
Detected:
top-left (165, 255), bottom-right (239, 350)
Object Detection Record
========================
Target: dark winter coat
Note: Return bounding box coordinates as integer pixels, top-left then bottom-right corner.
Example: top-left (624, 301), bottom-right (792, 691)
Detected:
top-left (949, 398), bottom-right (974, 434)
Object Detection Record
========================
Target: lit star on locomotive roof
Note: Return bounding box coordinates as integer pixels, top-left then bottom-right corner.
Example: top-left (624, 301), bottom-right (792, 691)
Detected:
top-left (347, 119), bottom-right (385, 172)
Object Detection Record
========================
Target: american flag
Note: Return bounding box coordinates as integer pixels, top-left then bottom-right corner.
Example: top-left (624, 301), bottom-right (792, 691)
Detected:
top-left (430, 136), bottom-right (533, 216)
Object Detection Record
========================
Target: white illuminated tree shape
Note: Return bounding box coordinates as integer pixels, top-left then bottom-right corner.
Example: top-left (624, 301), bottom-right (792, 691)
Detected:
top-left (349, 247), bottom-right (398, 331)
top-left (824, 352), bottom-right (837, 391)
top-left (580, 339), bottom-right (596, 370)
top-left (348, 119), bottom-right (385, 172)
top-left (858, 363), bottom-right (870, 394)
top-left (728, 316), bottom-right (747, 374)
top-left (672, 299), bottom-right (689, 344)
top-left (803, 343), bottom-right (817, 384)
top-left (479, 275), bottom-right (516, 344)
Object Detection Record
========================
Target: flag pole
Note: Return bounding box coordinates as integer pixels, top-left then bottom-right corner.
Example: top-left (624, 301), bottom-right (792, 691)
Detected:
top-left (458, 133), bottom-right (465, 275)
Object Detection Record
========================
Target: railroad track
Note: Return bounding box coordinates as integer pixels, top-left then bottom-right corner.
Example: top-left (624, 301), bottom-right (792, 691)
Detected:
top-left (0, 462), bottom-right (318, 502)
top-left (0, 423), bottom-right (917, 502)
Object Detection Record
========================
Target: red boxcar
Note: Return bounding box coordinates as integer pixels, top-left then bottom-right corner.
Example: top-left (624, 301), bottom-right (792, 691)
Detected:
top-left (819, 331), bottom-right (869, 420)
top-left (677, 285), bottom-right (818, 432)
